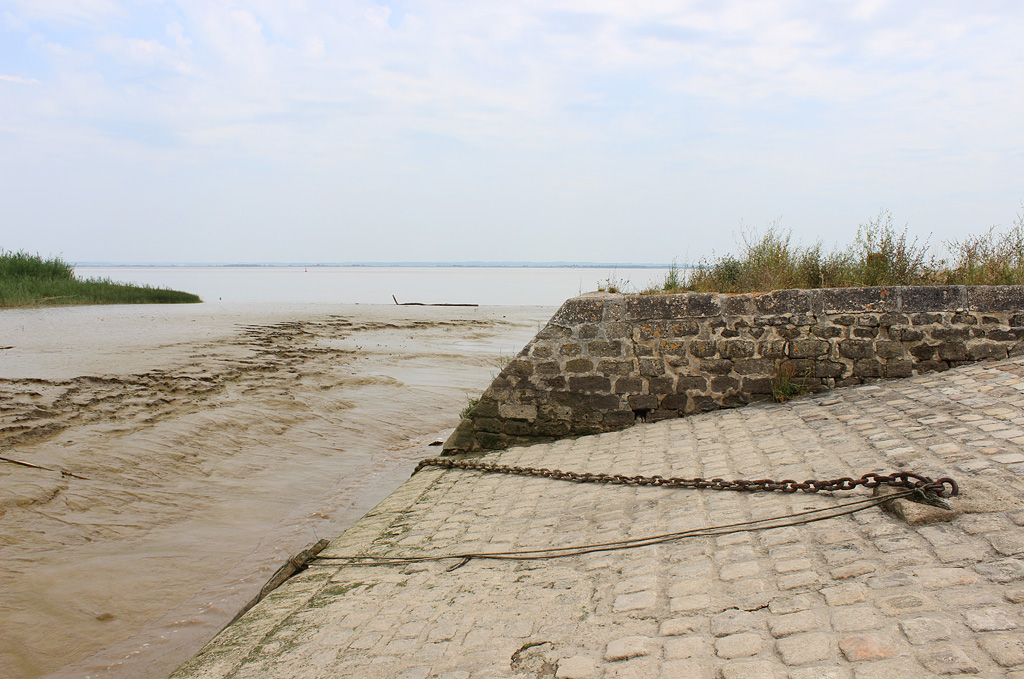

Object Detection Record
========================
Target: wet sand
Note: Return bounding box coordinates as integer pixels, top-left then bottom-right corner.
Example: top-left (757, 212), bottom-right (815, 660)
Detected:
top-left (0, 303), bottom-right (554, 679)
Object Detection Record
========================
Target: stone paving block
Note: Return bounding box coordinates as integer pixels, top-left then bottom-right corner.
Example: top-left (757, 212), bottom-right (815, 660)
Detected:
top-left (964, 606), bottom-right (1021, 632)
top-left (832, 605), bottom-right (883, 633)
top-left (978, 632), bottom-right (1024, 667)
top-left (900, 617), bottom-right (953, 645)
top-left (789, 667), bottom-right (850, 679)
top-left (915, 643), bottom-right (982, 674)
top-left (659, 659), bottom-right (710, 678)
top-left (839, 633), bottom-right (903, 661)
top-left (714, 632), bottom-right (762, 659)
top-left (719, 659), bottom-right (786, 678)
top-left (554, 655), bottom-right (599, 679)
top-left (663, 635), bottom-right (708, 660)
top-left (776, 632), bottom-right (833, 665)
top-left (605, 636), bottom-right (658, 662)
top-left (821, 582), bottom-right (867, 606)
top-left (769, 609), bottom-right (829, 640)
top-left (660, 617), bottom-right (704, 637)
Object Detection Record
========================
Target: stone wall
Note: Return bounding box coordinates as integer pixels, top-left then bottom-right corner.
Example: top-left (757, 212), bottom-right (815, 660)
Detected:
top-left (443, 286), bottom-right (1024, 453)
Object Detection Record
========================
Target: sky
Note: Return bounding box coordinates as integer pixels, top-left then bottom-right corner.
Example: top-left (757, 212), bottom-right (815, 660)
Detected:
top-left (1, 0), bottom-right (1022, 264)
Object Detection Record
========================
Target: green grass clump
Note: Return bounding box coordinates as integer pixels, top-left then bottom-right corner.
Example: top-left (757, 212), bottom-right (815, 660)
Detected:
top-left (647, 207), bottom-right (1024, 294)
top-left (0, 250), bottom-right (201, 308)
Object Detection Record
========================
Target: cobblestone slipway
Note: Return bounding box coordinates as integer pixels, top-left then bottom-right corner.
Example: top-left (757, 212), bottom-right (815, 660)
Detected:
top-left (174, 356), bottom-right (1024, 678)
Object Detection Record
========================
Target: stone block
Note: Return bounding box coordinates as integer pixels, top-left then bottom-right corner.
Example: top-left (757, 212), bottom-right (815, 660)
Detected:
top-left (568, 376), bottom-right (611, 393)
top-left (711, 376), bottom-right (740, 393)
top-left (661, 394), bottom-right (688, 410)
top-left (853, 359), bottom-right (882, 378)
top-left (560, 343), bottom-right (582, 356)
top-left (648, 376), bottom-right (674, 393)
top-left (758, 340), bottom-right (787, 358)
top-left (822, 287), bottom-right (897, 313)
top-left (565, 358), bottom-right (594, 373)
top-left (968, 342), bottom-right (1008, 360)
top-left (815, 360), bottom-right (846, 378)
top-left (839, 340), bottom-right (875, 359)
top-left (789, 339), bottom-right (830, 358)
top-left (900, 286), bottom-right (965, 312)
top-left (878, 312), bottom-right (909, 326)
top-left (875, 340), bottom-right (904, 359)
top-left (720, 340), bottom-right (755, 358)
top-left (937, 342), bottom-right (968, 361)
top-left (587, 340), bottom-right (622, 357)
top-left (951, 311), bottom-right (978, 325)
top-left (602, 410), bottom-right (635, 428)
top-left (586, 393), bottom-right (622, 410)
top-left (639, 358), bottom-right (666, 376)
top-left (498, 404), bottom-right (537, 421)
top-left (884, 358), bottom-right (917, 378)
top-left (811, 324), bottom-right (845, 338)
top-left (625, 295), bottom-right (671, 321)
top-left (722, 295), bottom-right (756, 316)
top-left (911, 312), bottom-right (943, 325)
top-left (597, 360), bottom-right (633, 376)
top-left (932, 327), bottom-right (969, 341)
top-left (667, 292), bottom-right (722, 318)
top-left (909, 344), bottom-right (936, 360)
top-left (700, 358), bottom-right (734, 374)
top-left (552, 297), bottom-right (606, 325)
top-left (754, 289), bottom-right (812, 315)
top-left (614, 377), bottom-right (644, 394)
top-left (650, 408), bottom-right (681, 421)
top-left (916, 360), bottom-right (948, 373)
top-left (689, 340), bottom-right (718, 358)
top-left (676, 375), bottom-right (708, 392)
top-left (741, 376), bottom-right (773, 394)
top-left (988, 328), bottom-right (1024, 341)
top-left (628, 394), bottom-right (660, 410)
top-left (658, 341), bottom-right (687, 356)
top-left (536, 324), bottom-right (572, 340)
top-left (578, 324), bottom-right (599, 339)
top-left (669, 320), bottom-right (701, 336)
top-left (535, 361), bottom-right (561, 375)
top-left (967, 285), bottom-right (1024, 311)
top-left (637, 321), bottom-right (670, 340)
top-left (691, 396), bottom-right (717, 412)
top-left (733, 358), bottom-right (774, 375)
top-left (605, 321), bottom-right (630, 339)
top-left (852, 327), bottom-right (878, 338)
top-left (506, 360), bottom-right (534, 377)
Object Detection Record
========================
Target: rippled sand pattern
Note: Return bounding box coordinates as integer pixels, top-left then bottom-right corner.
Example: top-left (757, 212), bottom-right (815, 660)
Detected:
top-left (0, 305), bottom-right (550, 679)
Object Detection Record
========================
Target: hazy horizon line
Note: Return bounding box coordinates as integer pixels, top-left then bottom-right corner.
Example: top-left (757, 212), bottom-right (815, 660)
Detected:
top-left (73, 261), bottom-right (685, 269)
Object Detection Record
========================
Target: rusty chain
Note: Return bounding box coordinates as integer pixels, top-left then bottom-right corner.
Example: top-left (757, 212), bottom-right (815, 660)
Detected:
top-left (414, 457), bottom-right (959, 499)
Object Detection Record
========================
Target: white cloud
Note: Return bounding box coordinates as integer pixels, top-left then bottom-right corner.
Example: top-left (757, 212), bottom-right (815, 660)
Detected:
top-left (0, 73), bottom-right (40, 84)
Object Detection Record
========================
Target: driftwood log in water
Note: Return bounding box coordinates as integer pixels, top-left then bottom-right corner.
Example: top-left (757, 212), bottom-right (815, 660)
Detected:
top-left (393, 295), bottom-right (478, 307)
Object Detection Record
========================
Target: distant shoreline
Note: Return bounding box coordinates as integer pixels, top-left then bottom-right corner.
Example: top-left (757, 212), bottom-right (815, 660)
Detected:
top-left (74, 261), bottom-right (684, 269)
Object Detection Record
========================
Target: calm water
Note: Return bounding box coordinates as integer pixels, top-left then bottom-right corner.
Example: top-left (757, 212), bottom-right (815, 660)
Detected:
top-left (75, 266), bottom-right (673, 306)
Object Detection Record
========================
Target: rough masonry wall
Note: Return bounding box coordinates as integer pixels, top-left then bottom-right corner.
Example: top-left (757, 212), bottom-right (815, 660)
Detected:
top-left (443, 286), bottom-right (1024, 453)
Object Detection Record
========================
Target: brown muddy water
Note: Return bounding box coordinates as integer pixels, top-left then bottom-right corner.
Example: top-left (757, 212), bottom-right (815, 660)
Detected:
top-left (0, 303), bottom-right (553, 679)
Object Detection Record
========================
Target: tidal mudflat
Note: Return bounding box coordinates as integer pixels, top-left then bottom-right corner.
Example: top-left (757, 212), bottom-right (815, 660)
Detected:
top-left (0, 302), bottom-right (553, 679)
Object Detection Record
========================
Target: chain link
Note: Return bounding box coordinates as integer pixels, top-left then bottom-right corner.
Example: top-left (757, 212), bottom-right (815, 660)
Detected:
top-left (414, 457), bottom-right (959, 498)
